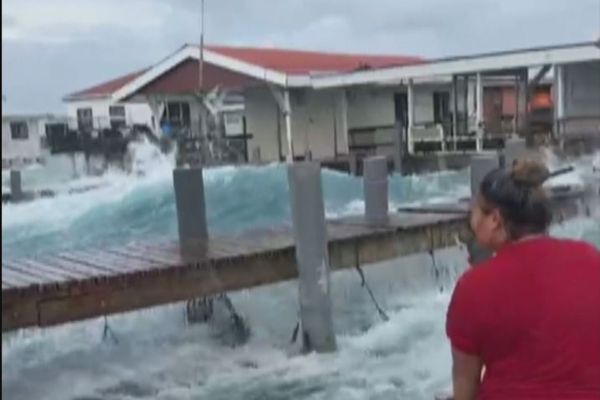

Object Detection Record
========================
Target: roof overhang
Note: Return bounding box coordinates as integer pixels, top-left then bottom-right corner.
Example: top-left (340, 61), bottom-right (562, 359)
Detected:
top-left (113, 45), bottom-right (301, 102)
top-left (311, 41), bottom-right (600, 89)
top-left (63, 93), bottom-right (112, 102)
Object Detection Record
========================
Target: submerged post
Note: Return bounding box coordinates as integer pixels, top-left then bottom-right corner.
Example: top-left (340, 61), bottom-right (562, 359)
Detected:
top-left (468, 154), bottom-right (499, 264)
top-left (470, 153), bottom-right (500, 198)
top-left (287, 162), bottom-right (337, 353)
top-left (173, 167), bottom-right (208, 255)
top-left (10, 170), bottom-right (23, 202)
top-left (349, 152), bottom-right (359, 176)
top-left (363, 156), bottom-right (389, 225)
top-left (503, 137), bottom-right (527, 168)
top-left (392, 121), bottom-right (404, 174)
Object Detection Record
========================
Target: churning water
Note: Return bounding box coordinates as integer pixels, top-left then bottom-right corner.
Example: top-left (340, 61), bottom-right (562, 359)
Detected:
top-left (2, 142), bottom-right (599, 400)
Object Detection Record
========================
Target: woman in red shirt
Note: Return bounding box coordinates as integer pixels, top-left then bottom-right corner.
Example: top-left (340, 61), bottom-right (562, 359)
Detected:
top-left (446, 160), bottom-right (600, 400)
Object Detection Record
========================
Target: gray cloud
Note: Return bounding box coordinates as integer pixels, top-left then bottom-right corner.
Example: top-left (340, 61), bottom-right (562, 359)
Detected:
top-left (2, 0), bottom-right (599, 113)
top-left (2, 14), bottom-right (16, 27)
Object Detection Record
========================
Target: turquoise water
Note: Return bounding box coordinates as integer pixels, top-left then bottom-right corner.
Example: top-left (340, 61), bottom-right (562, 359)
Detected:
top-left (2, 145), bottom-right (599, 400)
top-left (2, 161), bottom-right (469, 259)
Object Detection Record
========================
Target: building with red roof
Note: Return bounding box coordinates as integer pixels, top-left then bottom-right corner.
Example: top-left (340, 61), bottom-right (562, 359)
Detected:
top-left (64, 41), bottom-right (600, 163)
top-left (64, 44), bottom-right (423, 161)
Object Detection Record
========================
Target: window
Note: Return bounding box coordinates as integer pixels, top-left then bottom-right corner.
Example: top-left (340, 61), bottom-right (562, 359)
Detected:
top-left (224, 112), bottom-right (244, 136)
top-left (10, 121), bottom-right (29, 140)
top-left (109, 105), bottom-right (125, 118)
top-left (77, 108), bottom-right (93, 131)
top-left (162, 102), bottom-right (191, 128)
top-left (225, 113), bottom-right (242, 125)
top-left (109, 105), bottom-right (126, 129)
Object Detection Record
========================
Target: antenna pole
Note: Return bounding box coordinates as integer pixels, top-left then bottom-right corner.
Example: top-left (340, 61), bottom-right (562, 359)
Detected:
top-left (199, 0), bottom-right (205, 92)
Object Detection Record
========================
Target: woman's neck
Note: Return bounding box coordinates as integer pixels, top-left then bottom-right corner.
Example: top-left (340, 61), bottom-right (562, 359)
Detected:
top-left (493, 233), bottom-right (546, 253)
top-left (514, 233), bottom-right (545, 243)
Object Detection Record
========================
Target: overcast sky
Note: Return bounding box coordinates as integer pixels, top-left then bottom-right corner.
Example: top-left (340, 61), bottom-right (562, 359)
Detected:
top-left (2, 0), bottom-right (599, 114)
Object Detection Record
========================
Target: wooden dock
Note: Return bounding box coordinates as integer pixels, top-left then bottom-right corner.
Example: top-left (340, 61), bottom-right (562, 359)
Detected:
top-left (2, 210), bottom-right (468, 332)
top-left (2, 185), bottom-right (595, 333)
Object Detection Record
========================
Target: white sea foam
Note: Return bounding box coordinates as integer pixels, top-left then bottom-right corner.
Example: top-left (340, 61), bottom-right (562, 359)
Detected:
top-left (2, 149), bottom-right (598, 400)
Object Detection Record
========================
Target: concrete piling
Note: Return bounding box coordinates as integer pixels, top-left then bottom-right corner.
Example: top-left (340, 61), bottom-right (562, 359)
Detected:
top-left (503, 137), bottom-right (527, 168)
top-left (349, 153), bottom-right (359, 176)
top-left (392, 122), bottom-right (404, 174)
top-left (10, 170), bottom-right (23, 202)
top-left (173, 167), bottom-right (208, 254)
top-left (470, 153), bottom-right (500, 198)
top-left (468, 154), bottom-right (500, 264)
top-left (363, 156), bottom-right (389, 225)
top-left (287, 162), bottom-right (337, 353)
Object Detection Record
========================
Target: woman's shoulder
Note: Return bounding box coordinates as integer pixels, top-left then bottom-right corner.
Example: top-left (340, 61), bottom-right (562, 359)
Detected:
top-left (455, 259), bottom-right (497, 293)
top-left (495, 236), bottom-right (598, 261)
top-left (542, 237), bottom-right (600, 260)
top-left (559, 237), bottom-right (599, 251)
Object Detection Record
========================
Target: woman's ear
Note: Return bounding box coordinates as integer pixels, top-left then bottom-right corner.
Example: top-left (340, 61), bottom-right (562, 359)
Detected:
top-left (490, 208), bottom-right (504, 230)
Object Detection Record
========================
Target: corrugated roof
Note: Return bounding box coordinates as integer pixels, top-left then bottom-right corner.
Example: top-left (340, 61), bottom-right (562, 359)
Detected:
top-left (64, 68), bottom-right (149, 101)
top-left (204, 45), bottom-right (423, 74)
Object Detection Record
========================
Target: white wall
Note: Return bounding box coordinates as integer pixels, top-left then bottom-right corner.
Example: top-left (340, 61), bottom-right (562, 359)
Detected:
top-left (562, 61), bottom-right (600, 118)
top-left (289, 89), bottom-right (348, 159)
top-left (127, 103), bottom-right (154, 126)
top-left (244, 83), bottom-right (453, 162)
top-left (346, 87), bottom-right (396, 129)
top-left (2, 118), bottom-right (43, 164)
top-left (244, 87), bottom-right (350, 162)
top-left (345, 85), bottom-right (446, 128)
top-left (245, 87), bottom-right (288, 161)
top-left (65, 98), bottom-right (153, 130)
top-left (414, 84), bottom-right (453, 125)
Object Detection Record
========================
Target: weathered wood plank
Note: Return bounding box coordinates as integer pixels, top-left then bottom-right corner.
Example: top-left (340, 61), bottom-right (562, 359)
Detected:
top-left (102, 248), bottom-right (172, 270)
top-left (86, 249), bottom-right (163, 272)
top-left (19, 258), bottom-right (88, 281)
top-left (121, 243), bottom-right (187, 266)
top-left (1, 276), bottom-right (20, 289)
top-left (56, 251), bottom-right (130, 274)
top-left (2, 260), bottom-right (64, 285)
top-left (35, 247), bottom-right (298, 328)
top-left (226, 228), bottom-right (294, 253)
top-left (207, 239), bottom-right (247, 257)
top-left (42, 255), bottom-right (115, 280)
top-left (1, 266), bottom-right (38, 288)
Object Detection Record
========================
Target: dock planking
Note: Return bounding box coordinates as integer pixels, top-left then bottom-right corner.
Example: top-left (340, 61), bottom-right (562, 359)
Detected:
top-left (3, 190), bottom-right (590, 333)
top-left (2, 210), bottom-right (468, 332)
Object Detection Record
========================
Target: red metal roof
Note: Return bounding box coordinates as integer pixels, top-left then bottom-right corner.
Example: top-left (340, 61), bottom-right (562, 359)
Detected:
top-left (205, 45), bottom-right (423, 74)
top-left (66, 45), bottom-right (423, 100)
top-left (65, 68), bottom-right (148, 101)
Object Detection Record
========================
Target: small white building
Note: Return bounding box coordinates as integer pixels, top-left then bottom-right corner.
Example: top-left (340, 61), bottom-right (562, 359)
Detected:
top-left (2, 114), bottom-right (68, 169)
top-left (63, 69), bottom-right (154, 133)
top-left (64, 67), bottom-right (246, 139)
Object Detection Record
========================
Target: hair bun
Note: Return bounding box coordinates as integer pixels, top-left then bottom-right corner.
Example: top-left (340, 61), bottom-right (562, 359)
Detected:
top-left (510, 159), bottom-right (550, 187)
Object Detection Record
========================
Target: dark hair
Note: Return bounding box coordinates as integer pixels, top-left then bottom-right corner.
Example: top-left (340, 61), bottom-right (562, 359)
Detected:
top-left (479, 159), bottom-right (552, 240)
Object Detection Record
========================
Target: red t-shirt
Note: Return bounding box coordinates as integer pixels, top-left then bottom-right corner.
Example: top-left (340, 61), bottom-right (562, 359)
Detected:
top-left (447, 236), bottom-right (600, 399)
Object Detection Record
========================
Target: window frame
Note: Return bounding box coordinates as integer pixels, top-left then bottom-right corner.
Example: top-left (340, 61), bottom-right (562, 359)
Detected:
top-left (77, 107), bottom-right (94, 131)
top-left (10, 121), bottom-right (29, 140)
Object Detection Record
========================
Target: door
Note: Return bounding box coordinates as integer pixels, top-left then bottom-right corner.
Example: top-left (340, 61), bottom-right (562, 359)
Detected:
top-left (394, 93), bottom-right (408, 129)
